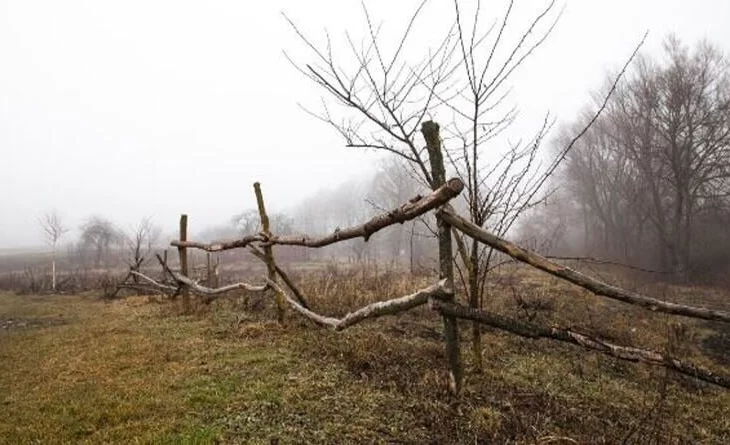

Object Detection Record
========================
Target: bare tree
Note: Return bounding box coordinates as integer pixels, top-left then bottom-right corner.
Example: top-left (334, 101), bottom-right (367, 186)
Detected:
top-left (233, 209), bottom-right (295, 235)
top-left (284, 0), bottom-right (637, 371)
top-left (232, 209), bottom-right (261, 236)
top-left (38, 210), bottom-right (69, 292)
top-left (80, 216), bottom-right (119, 268)
top-left (556, 36), bottom-right (730, 282)
top-left (121, 217), bottom-right (161, 282)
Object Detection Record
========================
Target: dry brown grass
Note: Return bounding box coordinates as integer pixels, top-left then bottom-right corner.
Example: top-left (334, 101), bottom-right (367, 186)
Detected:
top-left (1, 264), bottom-right (729, 444)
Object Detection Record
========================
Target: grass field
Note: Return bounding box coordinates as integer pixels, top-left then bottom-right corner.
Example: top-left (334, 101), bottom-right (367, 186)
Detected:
top-left (1, 267), bottom-right (729, 444)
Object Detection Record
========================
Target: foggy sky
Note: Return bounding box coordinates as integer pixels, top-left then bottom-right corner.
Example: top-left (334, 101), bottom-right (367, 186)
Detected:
top-left (1, 0), bottom-right (729, 248)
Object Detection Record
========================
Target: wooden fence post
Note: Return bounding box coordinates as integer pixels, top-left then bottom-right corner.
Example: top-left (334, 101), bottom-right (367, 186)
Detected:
top-left (162, 250), bottom-right (168, 285)
top-left (422, 120), bottom-right (462, 394)
top-left (254, 182), bottom-right (286, 323)
top-left (206, 252), bottom-right (212, 287)
top-left (178, 214), bottom-right (190, 313)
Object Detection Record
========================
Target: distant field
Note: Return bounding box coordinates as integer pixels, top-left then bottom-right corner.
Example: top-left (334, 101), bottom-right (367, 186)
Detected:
top-left (0, 246), bottom-right (47, 256)
top-left (1, 267), bottom-right (729, 444)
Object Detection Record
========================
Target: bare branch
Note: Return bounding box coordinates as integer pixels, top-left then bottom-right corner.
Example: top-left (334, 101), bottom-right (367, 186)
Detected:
top-left (172, 235), bottom-right (263, 252)
top-left (170, 271), bottom-right (268, 295)
top-left (430, 299), bottom-right (730, 389)
top-left (173, 177), bottom-right (464, 251)
top-left (440, 207), bottom-right (730, 323)
top-left (130, 271), bottom-right (178, 292)
top-left (268, 278), bottom-right (449, 331)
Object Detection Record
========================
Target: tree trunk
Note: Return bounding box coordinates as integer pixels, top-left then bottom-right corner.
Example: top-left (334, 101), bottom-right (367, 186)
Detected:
top-left (469, 240), bottom-right (482, 372)
top-left (422, 120), bottom-right (462, 394)
top-left (409, 221), bottom-right (415, 274)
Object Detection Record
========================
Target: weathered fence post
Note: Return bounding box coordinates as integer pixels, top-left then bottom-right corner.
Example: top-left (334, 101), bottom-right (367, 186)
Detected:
top-left (162, 250), bottom-right (168, 282)
top-left (207, 253), bottom-right (219, 288)
top-left (254, 182), bottom-right (286, 324)
top-left (178, 214), bottom-right (190, 312)
top-left (422, 120), bottom-right (462, 394)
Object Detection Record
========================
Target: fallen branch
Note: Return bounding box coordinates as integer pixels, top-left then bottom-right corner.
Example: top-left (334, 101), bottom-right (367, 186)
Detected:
top-left (430, 299), bottom-right (730, 389)
top-left (267, 278), bottom-right (450, 331)
top-left (439, 208), bottom-right (730, 323)
top-left (170, 270), bottom-right (268, 295)
top-left (134, 267), bottom-right (267, 304)
top-left (172, 177), bottom-right (464, 251)
top-left (130, 271), bottom-right (178, 292)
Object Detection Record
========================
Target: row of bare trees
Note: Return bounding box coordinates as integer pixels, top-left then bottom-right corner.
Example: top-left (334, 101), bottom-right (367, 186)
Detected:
top-left (529, 36), bottom-right (730, 284)
top-left (32, 212), bottom-right (162, 292)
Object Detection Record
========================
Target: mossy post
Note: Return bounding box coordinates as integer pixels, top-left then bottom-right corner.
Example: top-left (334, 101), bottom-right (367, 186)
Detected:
top-left (254, 182), bottom-right (286, 324)
top-left (178, 214), bottom-right (190, 312)
top-left (422, 120), bottom-right (462, 394)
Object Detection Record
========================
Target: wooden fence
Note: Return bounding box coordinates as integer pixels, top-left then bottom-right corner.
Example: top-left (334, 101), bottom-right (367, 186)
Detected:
top-left (126, 122), bottom-right (730, 394)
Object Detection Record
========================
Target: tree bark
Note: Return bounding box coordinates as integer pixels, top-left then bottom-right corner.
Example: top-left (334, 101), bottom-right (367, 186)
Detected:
top-left (423, 120), bottom-right (462, 394)
top-left (469, 240), bottom-right (482, 372)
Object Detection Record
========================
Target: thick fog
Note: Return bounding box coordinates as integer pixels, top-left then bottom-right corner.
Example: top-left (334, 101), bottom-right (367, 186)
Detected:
top-left (1, 0), bottom-right (728, 249)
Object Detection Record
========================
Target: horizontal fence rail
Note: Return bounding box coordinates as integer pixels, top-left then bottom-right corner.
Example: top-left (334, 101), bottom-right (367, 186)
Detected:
top-left (112, 173), bottom-right (730, 392)
top-left (439, 207), bottom-right (730, 324)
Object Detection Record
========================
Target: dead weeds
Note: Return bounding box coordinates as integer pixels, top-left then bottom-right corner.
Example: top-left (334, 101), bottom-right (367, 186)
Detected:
top-left (0, 266), bottom-right (729, 444)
